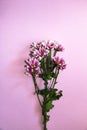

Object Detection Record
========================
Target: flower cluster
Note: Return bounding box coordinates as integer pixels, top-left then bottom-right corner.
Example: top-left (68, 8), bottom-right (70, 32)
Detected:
top-left (24, 40), bottom-right (66, 130)
top-left (25, 40), bottom-right (66, 76)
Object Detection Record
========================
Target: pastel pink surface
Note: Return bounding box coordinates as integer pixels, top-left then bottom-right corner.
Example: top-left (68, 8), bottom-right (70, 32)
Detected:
top-left (0, 0), bottom-right (87, 130)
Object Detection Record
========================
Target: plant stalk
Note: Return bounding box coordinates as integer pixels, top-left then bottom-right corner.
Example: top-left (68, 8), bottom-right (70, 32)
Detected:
top-left (43, 79), bottom-right (48, 130)
top-left (51, 68), bottom-right (59, 88)
top-left (42, 96), bottom-right (47, 130)
top-left (43, 110), bottom-right (47, 130)
top-left (32, 74), bottom-right (42, 108)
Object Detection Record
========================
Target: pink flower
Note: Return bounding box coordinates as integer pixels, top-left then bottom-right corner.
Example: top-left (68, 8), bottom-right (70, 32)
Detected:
top-left (59, 58), bottom-right (66, 70)
top-left (29, 50), bottom-right (39, 58)
top-left (53, 57), bottom-right (66, 70)
top-left (36, 41), bottom-right (46, 49)
top-left (46, 40), bottom-right (55, 49)
top-left (30, 42), bottom-right (37, 49)
top-left (29, 67), bottom-right (39, 75)
top-left (53, 57), bottom-right (60, 64)
top-left (29, 46), bottom-right (49, 60)
top-left (55, 44), bottom-right (64, 51)
top-left (29, 41), bottom-right (48, 59)
top-left (37, 47), bottom-right (49, 58)
top-left (27, 58), bottom-right (40, 75)
top-left (29, 58), bottom-right (40, 68)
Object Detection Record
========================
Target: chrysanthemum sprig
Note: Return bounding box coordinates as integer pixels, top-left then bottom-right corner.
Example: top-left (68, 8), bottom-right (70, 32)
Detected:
top-left (24, 40), bottom-right (66, 130)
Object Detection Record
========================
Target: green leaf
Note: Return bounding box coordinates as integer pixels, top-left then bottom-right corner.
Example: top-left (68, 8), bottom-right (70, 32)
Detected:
top-left (45, 101), bottom-right (54, 112)
top-left (46, 52), bottom-right (51, 70)
top-left (39, 73), bottom-right (46, 80)
top-left (40, 58), bottom-right (46, 71)
top-left (49, 88), bottom-right (57, 96)
top-left (46, 72), bottom-right (52, 80)
top-left (39, 72), bottom-right (52, 80)
top-left (51, 72), bottom-right (58, 78)
top-left (38, 89), bottom-right (49, 96)
top-left (47, 88), bottom-right (63, 101)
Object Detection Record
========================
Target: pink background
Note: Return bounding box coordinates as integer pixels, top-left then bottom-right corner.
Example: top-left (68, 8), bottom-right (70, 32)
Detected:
top-left (0, 0), bottom-right (87, 130)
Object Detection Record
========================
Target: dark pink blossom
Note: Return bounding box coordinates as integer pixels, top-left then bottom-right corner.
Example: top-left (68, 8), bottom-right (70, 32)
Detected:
top-left (27, 58), bottom-right (40, 75)
top-left (30, 42), bottom-right (37, 49)
top-left (37, 47), bottom-right (49, 58)
top-left (29, 47), bottom-right (49, 60)
top-left (46, 40), bottom-right (55, 49)
top-left (53, 57), bottom-right (60, 64)
top-left (29, 58), bottom-right (40, 68)
top-left (29, 67), bottom-right (39, 75)
top-left (29, 50), bottom-right (39, 58)
top-left (36, 41), bottom-right (46, 49)
top-left (53, 57), bottom-right (66, 70)
top-left (55, 44), bottom-right (64, 51)
top-left (59, 58), bottom-right (66, 70)
top-left (29, 41), bottom-right (48, 59)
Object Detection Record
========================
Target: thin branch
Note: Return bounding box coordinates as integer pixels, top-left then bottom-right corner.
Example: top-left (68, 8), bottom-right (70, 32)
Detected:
top-left (32, 75), bottom-right (42, 108)
top-left (50, 67), bottom-right (59, 88)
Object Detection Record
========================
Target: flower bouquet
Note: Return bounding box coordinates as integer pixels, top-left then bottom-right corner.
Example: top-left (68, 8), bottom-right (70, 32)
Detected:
top-left (24, 40), bottom-right (66, 130)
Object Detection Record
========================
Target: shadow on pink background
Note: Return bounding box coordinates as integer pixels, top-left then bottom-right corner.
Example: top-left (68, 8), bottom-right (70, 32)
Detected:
top-left (0, 0), bottom-right (87, 130)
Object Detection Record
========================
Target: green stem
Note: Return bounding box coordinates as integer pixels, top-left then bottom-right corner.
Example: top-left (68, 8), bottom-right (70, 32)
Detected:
top-left (43, 80), bottom-right (48, 130)
top-left (43, 109), bottom-right (47, 130)
top-left (42, 96), bottom-right (47, 130)
top-left (53, 50), bottom-right (57, 56)
top-left (32, 75), bottom-right (42, 108)
top-left (37, 92), bottom-right (42, 108)
top-left (51, 68), bottom-right (59, 88)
